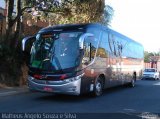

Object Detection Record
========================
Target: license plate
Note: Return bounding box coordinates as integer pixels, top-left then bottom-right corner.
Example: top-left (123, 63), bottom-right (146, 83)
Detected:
top-left (43, 87), bottom-right (53, 92)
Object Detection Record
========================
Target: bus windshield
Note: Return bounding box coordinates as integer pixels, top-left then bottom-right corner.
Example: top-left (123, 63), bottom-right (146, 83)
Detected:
top-left (144, 69), bottom-right (156, 72)
top-left (30, 31), bottom-right (83, 73)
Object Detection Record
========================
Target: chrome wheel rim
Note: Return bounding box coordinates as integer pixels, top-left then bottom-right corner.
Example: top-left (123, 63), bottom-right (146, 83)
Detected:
top-left (96, 81), bottom-right (102, 96)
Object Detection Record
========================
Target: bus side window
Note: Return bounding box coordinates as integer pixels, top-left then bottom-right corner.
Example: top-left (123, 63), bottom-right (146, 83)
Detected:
top-left (98, 31), bottom-right (109, 58)
top-left (82, 36), bottom-right (96, 65)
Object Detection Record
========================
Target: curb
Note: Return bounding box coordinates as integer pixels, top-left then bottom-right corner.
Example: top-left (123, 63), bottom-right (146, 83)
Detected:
top-left (0, 86), bottom-right (29, 97)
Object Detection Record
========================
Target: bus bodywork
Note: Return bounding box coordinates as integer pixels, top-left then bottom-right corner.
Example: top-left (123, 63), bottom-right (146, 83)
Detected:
top-left (22, 23), bottom-right (144, 96)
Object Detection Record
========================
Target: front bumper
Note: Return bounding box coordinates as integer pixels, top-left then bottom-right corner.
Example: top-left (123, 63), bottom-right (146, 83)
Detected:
top-left (27, 75), bottom-right (81, 95)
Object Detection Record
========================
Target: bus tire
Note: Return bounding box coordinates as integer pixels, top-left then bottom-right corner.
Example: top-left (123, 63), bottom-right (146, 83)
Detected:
top-left (92, 77), bottom-right (103, 97)
top-left (128, 73), bottom-right (136, 87)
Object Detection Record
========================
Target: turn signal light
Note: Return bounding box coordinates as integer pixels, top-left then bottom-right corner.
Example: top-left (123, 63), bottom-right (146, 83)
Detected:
top-left (60, 74), bottom-right (67, 80)
top-left (33, 74), bottom-right (42, 79)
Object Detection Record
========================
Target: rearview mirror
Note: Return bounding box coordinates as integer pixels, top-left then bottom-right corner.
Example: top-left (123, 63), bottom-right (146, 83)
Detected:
top-left (22, 36), bottom-right (35, 51)
top-left (79, 33), bottom-right (94, 49)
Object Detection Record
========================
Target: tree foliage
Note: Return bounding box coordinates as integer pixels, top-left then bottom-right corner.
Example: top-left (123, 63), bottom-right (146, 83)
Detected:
top-left (5, 0), bottom-right (114, 46)
top-left (144, 51), bottom-right (160, 62)
top-left (3, 0), bottom-right (114, 48)
top-left (24, 0), bottom-right (113, 25)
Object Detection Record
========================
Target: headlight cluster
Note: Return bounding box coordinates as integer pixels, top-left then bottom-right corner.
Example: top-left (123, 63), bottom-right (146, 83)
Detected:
top-left (27, 73), bottom-right (84, 83)
top-left (64, 73), bottom-right (84, 83)
top-left (151, 74), bottom-right (155, 77)
top-left (28, 76), bottom-right (34, 81)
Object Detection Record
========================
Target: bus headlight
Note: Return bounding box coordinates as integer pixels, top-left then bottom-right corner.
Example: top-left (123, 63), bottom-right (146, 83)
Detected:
top-left (65, 78), bottom-right (76, 83)
top-left (28, 76), bottom-right (34, 81)
top-left (64, 73), bottom-right (84, 83)
top-left (150, 74), bottom-right (154, 77)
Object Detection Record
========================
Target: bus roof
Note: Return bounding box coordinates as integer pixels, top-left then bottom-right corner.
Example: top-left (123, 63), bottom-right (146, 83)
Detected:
top-left (38, 23), bottom-right (143, 47)
top-left (38, 23), bottom-right (101, 33)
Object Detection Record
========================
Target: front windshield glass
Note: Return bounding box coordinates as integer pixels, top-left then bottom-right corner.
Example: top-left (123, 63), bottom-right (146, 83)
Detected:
top-left (30, 31), bottom-right (83, 73)
top-left (144, 69), bottom-right (155, 72)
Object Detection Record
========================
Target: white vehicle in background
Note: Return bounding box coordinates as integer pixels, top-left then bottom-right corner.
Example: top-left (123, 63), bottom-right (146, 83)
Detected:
top-left (142, 68), bottom-right (159, 80)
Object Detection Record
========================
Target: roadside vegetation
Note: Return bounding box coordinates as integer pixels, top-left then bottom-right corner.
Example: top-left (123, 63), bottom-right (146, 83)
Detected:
top-left (144, 51), bottom-right (160, 62)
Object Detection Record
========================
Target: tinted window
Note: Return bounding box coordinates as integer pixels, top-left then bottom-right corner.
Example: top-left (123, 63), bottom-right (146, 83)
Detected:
top-left (98, 31), bottom-right (109, 58)
top-left (144, 69), bottom-right (156, 72)
top-left (82, 36), bottom-right (98, 64)
top-left (30, 31), bottom-right (83, 72)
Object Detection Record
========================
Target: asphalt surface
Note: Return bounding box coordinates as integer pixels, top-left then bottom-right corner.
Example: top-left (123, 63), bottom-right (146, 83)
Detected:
top-left (0, 80), bottom-right (160, 119)
top-left (0, 86), bottom-right (28, 96)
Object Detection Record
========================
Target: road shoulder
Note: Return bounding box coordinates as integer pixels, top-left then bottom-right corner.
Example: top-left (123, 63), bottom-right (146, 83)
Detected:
top-left (0, 86), bottom-right (28, 97)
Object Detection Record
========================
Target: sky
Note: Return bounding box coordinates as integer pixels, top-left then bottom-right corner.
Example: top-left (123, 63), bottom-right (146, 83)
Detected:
top-left (106, 0), bottom-right (160, 52)
top-left (0, 0), bottom-right (5, 8)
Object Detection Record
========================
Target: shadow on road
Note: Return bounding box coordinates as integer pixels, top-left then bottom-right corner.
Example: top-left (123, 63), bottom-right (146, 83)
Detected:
top-left (32, 85), bottom-right (131, 102)
top-left (31, 80), bottom-right (160, 103)
top-left (33, 92), bottom-right (93, 102)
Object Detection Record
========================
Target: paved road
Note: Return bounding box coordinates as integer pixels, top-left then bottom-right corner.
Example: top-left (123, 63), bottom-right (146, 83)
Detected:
top-left (1, 80), bottom-right (160, 118)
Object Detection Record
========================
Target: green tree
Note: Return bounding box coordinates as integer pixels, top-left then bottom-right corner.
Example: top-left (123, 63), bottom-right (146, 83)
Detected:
top-left (24, 0), bottom-right (113, 25)
top-left (144, 51), bottom-right (158, 62)
top-left (4, 0), bottom-right (114, 47)
top-left (5, 0), bottom-right (14, 45)
top-left (4, 0), bottom-right (70, 47)
top-left (144, 51), bottom-right (150, 62)
top-left (102, 5), bottom-right (114, 25)
top-left (5, 0), bottom-right (31, 47)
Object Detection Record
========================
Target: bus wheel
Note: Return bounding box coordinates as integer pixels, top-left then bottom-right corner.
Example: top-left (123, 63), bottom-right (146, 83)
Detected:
top-left (129, 72), bottom-right (136, 87)
top-left (93, 77), bottom-right (103, 96)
